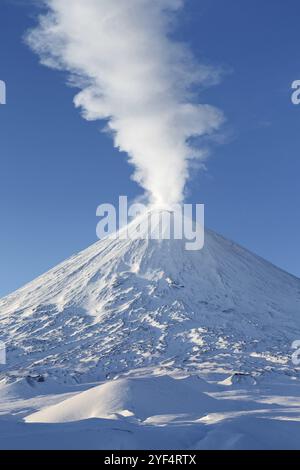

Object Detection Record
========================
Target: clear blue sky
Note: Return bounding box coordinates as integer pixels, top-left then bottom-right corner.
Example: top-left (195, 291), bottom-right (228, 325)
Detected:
top-left (1, 0), bottom-right (300, 297)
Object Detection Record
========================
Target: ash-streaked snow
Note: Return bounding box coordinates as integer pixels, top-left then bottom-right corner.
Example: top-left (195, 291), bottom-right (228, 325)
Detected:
top-left (0, 213), bottom-right (300, 449)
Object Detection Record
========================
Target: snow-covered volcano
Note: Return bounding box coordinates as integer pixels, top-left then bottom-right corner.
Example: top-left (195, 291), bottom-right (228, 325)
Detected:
top-left (1, 211), bottom-right (300, 449)
top-left (0, 211), bottom-right (300, 384)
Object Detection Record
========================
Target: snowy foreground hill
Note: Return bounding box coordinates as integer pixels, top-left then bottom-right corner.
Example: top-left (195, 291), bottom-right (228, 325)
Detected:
top-left (1, 212), bottom-right (300, 449)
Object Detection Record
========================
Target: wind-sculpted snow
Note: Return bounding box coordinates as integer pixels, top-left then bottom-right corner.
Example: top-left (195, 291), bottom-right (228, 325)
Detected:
top-left (0, 214), bottom-right (299, 384)
top-left (1, 370), bottom-right (300, 449)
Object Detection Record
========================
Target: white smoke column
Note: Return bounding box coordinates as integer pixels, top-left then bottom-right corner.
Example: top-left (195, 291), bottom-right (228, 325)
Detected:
top-left (27, 0), bottom-right (224, 206)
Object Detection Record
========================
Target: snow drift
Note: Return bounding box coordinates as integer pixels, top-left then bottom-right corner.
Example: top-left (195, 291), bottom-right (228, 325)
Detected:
top-left (25, 375), bottom-right (219, 423)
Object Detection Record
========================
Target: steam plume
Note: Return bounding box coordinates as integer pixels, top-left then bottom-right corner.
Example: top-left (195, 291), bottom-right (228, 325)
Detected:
top-left (27, 0), bottom-right (224, 206)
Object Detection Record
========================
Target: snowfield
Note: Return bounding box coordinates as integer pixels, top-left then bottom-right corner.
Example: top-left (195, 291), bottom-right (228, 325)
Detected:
top-left (1, 369), bottom-right (300, 449)
top-left (0, 213), bottom-right (300, 449)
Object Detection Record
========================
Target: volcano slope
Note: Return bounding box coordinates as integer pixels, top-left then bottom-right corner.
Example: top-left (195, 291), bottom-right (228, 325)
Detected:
top-left (0, 214), bottom-right (300, 449)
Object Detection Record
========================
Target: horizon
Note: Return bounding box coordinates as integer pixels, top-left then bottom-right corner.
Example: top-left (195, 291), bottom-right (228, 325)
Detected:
top-left (1, 0), bottom-right (300, 296)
